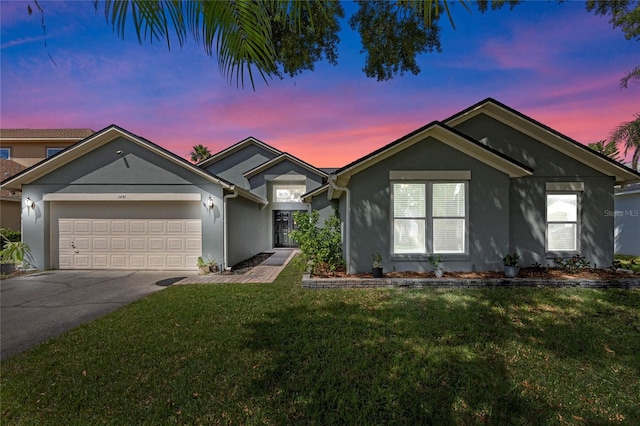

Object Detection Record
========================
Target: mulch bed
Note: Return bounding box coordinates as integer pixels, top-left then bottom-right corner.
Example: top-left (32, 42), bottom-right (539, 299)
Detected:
top-left (230, 252), bottom-right (274, 274)
top-left (314, 267), bottom-right (637, 280)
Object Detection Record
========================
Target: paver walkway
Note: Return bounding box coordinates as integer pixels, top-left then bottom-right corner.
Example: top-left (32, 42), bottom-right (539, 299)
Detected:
top-left (177, 249), bottom-right (298, 284)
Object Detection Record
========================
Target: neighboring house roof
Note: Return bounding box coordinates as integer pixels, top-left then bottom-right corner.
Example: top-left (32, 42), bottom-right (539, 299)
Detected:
top-left (197, 136), bottom-right (282, 167)
top-left (243, 153), bottom-right (328, 179)
top-left (616, 182), bottom-right (640, 196)
top-left (1, 125), bottom-right (267, 205)
top-left (0, 159), bottom-right (26, 200)
top-left (0, 128), bottom-right (94, 140)
top-left (444, 98), bottom-right (640, 185)
top-left (328, 121), bottom-right (533, 194)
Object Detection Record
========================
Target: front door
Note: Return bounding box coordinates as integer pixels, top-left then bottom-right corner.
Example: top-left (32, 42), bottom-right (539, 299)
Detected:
top-left (273, 210), bottom-right (298, 248)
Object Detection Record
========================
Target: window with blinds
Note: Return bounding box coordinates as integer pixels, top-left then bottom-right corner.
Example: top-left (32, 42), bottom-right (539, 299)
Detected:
top-left (546, 193), bottom-right (578, 251)
top-left (432, 183), bottom-right (465, 253)
top-left (392, 181), bottom-right (467, 254)
top-left (393, 183), bottom-right (426, 253)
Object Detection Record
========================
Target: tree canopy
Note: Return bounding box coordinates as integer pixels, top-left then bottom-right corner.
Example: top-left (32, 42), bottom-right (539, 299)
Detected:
top-left (26, 0), bottom-right (638, 89)
top-left (189, 144), bottom-right (212, 163)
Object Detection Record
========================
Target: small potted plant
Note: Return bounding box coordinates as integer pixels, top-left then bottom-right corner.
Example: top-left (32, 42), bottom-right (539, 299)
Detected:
top-left (428, 254), bottom-right (444, 278)
top-left (371, 252), bottom-right (383, 278)
top-left (197, 256), bottom-right (210, 275)
top-left (0, 239), bottom-right (33, 274)
top-left (209, 259), bottom-right (219, 273)
top-left (503, 253), bottom-right (520, 277)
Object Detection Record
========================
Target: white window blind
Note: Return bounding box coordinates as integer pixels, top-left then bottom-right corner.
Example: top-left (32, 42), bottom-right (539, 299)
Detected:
top-left (393, 183), bottom-right (426, 253)
top-left (546, 193), bottom-right (578, 251)
top-left (432, 183), bottom-right (466, 253)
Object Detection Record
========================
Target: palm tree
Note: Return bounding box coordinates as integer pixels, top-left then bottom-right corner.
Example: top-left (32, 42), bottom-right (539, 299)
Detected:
top-left (98, 0), bottom-right (461, 89)
top-left (610, 66), bottom-right (640, 170)
top-left (588, 139), bottom-right (622, 162)
top-left (189, 144), bottom-right (212, 164)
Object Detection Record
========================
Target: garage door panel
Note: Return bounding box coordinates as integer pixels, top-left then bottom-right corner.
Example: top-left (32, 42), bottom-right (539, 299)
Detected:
top-left (167, 221), bottom-right (184, 233)
top-left (130, 237), bottom-right (147, 251)
top-left (92, 255), bottom-right (109, 268)
top-left (92, 237), bottom-right (109, 251)
top-left (92, 220), bottom-right (109, 233)
top-left (186, 221), bottom-right (201, 234)
top-left (110, 255), bottom-right (128, 268)
top-left (111, 238), bottom-right (128, 251)
top-left (185, 238), bottom-right (200, 251)
top-left (73, 220), bottom-right (91, 233)
top-left (166, 238), bottom-right (184, 251)
top-left (148, 221), bottom-right (165, 233)
top-left (130, 220), bottom-right (146, 233)
top-left (111, 220), bottom-right (128, 234)
top-left (58, 218), bottom-right (201, 270)
top-left (129, 255), bottom-right (147, 269)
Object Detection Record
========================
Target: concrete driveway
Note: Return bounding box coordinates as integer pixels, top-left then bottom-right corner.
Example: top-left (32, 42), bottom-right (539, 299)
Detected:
top-left (1, 270), bottom-right (194, 359)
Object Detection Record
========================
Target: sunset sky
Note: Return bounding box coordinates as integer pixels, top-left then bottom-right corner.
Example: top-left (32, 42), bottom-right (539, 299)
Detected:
top-left (1, 1), bottom-right (638, 167)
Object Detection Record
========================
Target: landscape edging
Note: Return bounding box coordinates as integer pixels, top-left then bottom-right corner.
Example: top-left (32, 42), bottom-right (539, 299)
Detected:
top-left (302, 274), bottom-right (640, 289)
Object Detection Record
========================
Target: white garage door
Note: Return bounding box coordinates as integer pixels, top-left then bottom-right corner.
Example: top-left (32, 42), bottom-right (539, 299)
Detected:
top-left (59, 218), bottom-right (201, 270)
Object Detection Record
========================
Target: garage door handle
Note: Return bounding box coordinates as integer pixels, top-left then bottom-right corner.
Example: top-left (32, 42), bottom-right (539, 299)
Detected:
top-left (71, 241), bottom-right (79, 254)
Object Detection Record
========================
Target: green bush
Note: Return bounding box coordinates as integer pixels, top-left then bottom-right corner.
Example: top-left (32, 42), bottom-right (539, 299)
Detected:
top-left (0, 228), bottom-right (21, 243)
top-left (291, 210), bottom-right (344, 274)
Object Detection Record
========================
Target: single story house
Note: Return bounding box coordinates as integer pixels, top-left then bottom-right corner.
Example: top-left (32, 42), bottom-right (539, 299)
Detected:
top-left (2, 98), bottom-right (639, 273)
top-left (304, 98), bottom-right (640, 273)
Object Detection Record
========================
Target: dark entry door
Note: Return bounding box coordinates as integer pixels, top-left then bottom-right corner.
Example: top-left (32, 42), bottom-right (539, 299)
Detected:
top-left (273, 210), bottom-right (299, 248)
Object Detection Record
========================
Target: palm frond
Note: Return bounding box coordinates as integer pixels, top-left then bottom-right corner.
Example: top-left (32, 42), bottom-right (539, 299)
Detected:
top-left (620, 65), bottom-right (640, 89)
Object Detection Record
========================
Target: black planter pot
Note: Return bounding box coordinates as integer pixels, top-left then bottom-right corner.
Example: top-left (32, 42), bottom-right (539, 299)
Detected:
top-left (372, 267), bottom-right (383, 278)
top-left (1, 263), bottom-right (16, 275)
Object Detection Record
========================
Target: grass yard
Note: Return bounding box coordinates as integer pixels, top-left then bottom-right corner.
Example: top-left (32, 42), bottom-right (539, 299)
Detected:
top-left (2, 256), bottom-right (639, 425)
top-left (615, 254), bottom-right (640, 273)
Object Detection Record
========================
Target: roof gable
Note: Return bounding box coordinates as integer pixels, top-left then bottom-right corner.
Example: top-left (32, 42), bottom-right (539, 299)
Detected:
top-left (331, 121), bottom-right (532, 189)
top-left (445, 98), bottom-right (640, 184)
top-left (0, 125), bottom-right (267, 205)
top-left (243, 153), bottom-right (328, 179)
top-left (197, 136), bottom-right (281, 168)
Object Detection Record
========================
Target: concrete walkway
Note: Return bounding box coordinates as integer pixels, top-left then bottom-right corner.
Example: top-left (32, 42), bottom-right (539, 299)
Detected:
top-left (177, 249), bottom-right (298, 284)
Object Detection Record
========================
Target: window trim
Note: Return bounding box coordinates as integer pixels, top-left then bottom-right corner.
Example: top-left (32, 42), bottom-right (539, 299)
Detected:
top-left (545, 191), bottom-right (581, 256)
top-left (391, 180), bottom-right (469, 257)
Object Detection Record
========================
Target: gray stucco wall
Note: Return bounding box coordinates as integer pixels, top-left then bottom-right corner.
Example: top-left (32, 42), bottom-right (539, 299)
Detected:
top-left (21, 137), bottom-right (227, 270)
top-left (454, 113), bottom-right (616, 269)
top-left (202, 144), bottom-right (278, 189)
top-left (345, 136), bottom-right (510, 274)
top-left (226, 195), bottom-right (268, 267)
top-left (614, 192), bottom-right (640, 255)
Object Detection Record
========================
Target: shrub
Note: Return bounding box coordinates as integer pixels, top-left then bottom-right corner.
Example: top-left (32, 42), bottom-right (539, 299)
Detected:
top-left (555, 254), bottom-right (591, 273)
top-left (291, 209), bottom-right (344, 274)
top-left (0, 228), bottom-right (21, 243)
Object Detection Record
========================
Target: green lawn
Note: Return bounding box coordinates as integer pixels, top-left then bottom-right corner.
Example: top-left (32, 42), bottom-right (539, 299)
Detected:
top-left (2, 257), bottom-right (639, 425)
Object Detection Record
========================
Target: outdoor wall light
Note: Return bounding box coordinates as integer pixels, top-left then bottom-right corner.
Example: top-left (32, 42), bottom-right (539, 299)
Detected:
top-left (25, 197), bottom-right (35, 209)
top-left (207, 196), bottom-right (215, 210)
